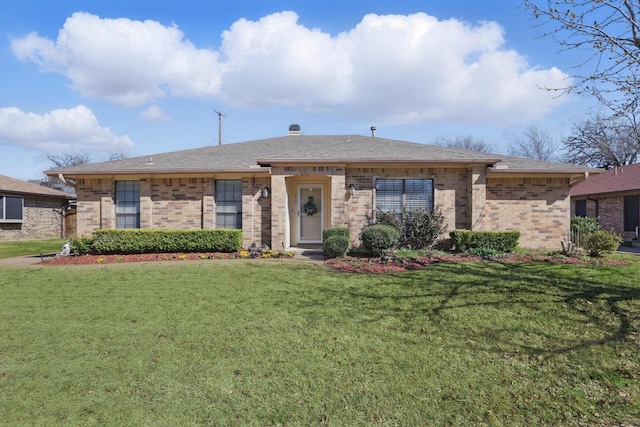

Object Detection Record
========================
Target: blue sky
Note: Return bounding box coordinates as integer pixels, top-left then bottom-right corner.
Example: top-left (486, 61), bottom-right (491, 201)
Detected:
top-left (0, 0), bottom-right (597, 180)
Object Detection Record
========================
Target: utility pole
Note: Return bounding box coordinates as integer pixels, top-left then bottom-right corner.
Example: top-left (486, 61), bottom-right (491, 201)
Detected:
top-left (215, 110), bottom-right (226, 145)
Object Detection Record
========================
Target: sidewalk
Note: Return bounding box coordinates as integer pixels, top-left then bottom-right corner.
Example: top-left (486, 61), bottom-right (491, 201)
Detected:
top-left (0, 253), bottom-right (56, 268)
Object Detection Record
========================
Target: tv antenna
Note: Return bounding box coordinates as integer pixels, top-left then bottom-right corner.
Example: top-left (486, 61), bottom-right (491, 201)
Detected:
top-left (215, 110), bottom-right (226, 145)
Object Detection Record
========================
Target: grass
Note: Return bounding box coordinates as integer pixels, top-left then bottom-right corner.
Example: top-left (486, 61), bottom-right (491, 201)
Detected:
top-left (1, 258), bottom-right (639, 426)
top-left (0, 238), bottom-right (66, 259)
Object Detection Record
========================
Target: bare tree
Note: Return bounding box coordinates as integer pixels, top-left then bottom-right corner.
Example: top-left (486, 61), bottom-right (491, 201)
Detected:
top-left (561, 114), bottom-right (639, 168)
top-left (524, 0), bottom-right (639, 115)
top-left (508, 125), bottom-right (559, 160)
top-left (437, 135), bottom-right (493, 153)
top-left (45, 152), bottom-right (92, 169)
top-left (40, 152), bottom-right (91, 189)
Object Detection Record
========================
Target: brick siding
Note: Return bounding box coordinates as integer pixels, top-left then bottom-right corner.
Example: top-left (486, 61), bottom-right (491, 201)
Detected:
top-left (74, 170), bottom-right (571, 250)
top-left (483, 177), bottom-right (570, 250)
top-left (0, 196), bottom-right (68, 241)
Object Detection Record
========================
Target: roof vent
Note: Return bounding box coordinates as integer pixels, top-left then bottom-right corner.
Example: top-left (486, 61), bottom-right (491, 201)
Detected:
top-left (288, 124), bottom-right (301, 136)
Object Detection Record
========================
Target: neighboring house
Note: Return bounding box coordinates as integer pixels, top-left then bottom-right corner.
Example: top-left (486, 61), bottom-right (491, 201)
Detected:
top-left (45, 126), bottom-right (600, 250)
top-left (0, 174), bottom-right (75, 241)
top-left (570, 163), bottom-right (640, 239)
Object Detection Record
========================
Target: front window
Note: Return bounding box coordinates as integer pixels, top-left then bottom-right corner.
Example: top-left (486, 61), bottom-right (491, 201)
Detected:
top-left (115, 181), bottom-right (140, 229)
top-left (624, 195), bottom-right (639, 232)
top-left (574, 199), bottom-right (587, 217)
top-left (216, 180), bottom-right (242, 229)
top-left (0, 195), bottom-right (23, 222)
top-left (376, 179), bottom-right (434, 212)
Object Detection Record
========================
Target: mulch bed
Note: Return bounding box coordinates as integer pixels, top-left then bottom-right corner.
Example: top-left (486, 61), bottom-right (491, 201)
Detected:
top-left (41, 251), bottom-right (630, 274)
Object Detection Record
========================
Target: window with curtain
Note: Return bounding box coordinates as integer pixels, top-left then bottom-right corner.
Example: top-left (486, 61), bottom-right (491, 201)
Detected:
top-left (115, 181), bottom-right (140, 229)
top-left (0, 195), bottom-right (23, 222)
top-left (376, 179), bottom-right (434, 212)
top-left (216, 180), bottom-right (242, 229)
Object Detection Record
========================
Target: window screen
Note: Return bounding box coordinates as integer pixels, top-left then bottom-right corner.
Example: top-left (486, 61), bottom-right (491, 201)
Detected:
top-left (115, 181), bottom-right (140, 229)
top-left (0, 195), bottom-right (23, 221)
top-left (216, 180), bottom-right (242, 229)
top-left (376, 179), bottom-right (433, 212)
top-left (624, 195), bottom-right (639, 232)
top-left (574, 200), bottom-right (587, 217)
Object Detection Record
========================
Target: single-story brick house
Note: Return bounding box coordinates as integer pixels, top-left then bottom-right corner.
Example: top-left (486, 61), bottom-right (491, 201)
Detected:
top-left (0, 174), bottom-right (75, 241)
top-left (570, 162), bottom-right (640, 240)
top-left (46, 126), bottom-right (600, 250)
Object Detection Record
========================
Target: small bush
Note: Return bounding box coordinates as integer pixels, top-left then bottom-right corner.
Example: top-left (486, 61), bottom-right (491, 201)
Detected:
top-left (570, 216), bottom-right (599, 248)
top-left (70, 236), bottom-right (93, 255)
top-left (450, 230), bottom-right (520, 253)
top-left (582, 230), bottom-right (621, 257)
top-left (571, 216), bottom-right (599, 234)
top-left (322, 227), bottom-right (350, 242)
top-left (323, 235), bottom-right (350, 258)
top-left (368, 207), bottom-right (447, 249)
top-left (90, 229), bottom-right (242, 254)
top-left (360, 225), bottom-right (400, 256)
top-left (403, 208), bottom-right (447, 249)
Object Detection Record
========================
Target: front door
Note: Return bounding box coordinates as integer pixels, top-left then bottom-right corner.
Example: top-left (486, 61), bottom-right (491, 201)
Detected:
top-left (298, 185), bottom-right (323, 243)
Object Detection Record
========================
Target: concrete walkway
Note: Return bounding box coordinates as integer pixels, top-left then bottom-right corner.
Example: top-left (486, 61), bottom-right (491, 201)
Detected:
top-left (0, 253), bottom-right (56, 268)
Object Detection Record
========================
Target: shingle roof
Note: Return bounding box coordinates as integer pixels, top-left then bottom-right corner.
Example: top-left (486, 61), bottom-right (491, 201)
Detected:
top-left (0, 175), bottom-right (74, 198)
top-left (570, 163), bottom-right (640, 197)
top-left (44, 134), bottom-right (598, 176)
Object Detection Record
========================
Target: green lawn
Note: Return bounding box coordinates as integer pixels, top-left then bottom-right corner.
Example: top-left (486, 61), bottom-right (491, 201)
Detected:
top-left (1, 258), bottom-right (639, 426)
top-left (0, 238), bottom-right (65, 259)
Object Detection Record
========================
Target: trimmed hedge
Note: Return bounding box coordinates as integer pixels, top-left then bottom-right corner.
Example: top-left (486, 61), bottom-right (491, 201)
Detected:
top-left (449, 230), bottom-right (520, 253)
top-left (322, 227), bottom-right (350, 242)
top-left (323, 235), bottom-right (350, 258)
top-left (360, 224), bottom-right (400, 256)
top-left (85, 229), bottom-right (242, 254)
top-left (322, 227), bottom-right (350, 258)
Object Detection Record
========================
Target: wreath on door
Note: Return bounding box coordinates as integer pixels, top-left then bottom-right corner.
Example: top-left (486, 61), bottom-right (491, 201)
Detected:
top-left (303, 196), bottom-right (318, 216)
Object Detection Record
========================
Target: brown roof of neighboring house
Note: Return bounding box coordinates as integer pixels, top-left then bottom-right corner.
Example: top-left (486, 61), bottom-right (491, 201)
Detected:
top-left (570, 163), bottom-right (640, 197)
top-left (0, 174), bottom-right (74, 199)
top-left (44, 134), bottom-right (599, 177)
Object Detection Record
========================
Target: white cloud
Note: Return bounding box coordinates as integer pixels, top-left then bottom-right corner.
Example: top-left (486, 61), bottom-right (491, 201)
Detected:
top-left (11, 12), bottom-right (220, 107)
top-left (141, 105), bottom-right (172, 122)
top-left (0, 105), bottom-right (134, 153)
top-left (11, 11), bottom-right (572, 125)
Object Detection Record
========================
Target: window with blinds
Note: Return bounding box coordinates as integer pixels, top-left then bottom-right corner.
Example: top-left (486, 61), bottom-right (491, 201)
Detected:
top-left (115, 181), bottom-right (140, 229)
top-left (215, 180), bottom-right (243, 229)
top-left (376, 179), bottom-right (434, 212)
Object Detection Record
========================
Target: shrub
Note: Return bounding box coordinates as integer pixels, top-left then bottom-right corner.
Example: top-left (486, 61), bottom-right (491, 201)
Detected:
top-left (570, 216), bottom-right (599, 248)
top-left (449, 230), bottom-right (520, 253)
top-left (323, 235), bottom-right (350, 258)
top-left (322, 227), bottom-right (350, 242)
top-left (90, 229), bottom-right (242, 254)
top-left (582, 230), bottom-right (621, 257)
top-left (368, 207), bottom-right (447, 249)
top-left (360, 224), bottom-right (400, 256)
top-left (70, 236), bottom-right (94, 255)
top-left (402, 208), bottom-right (447, 249)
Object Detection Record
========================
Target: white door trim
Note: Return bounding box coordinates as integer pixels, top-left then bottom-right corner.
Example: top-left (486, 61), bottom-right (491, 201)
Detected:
top-left (297, 184), bottom-right (324, 243)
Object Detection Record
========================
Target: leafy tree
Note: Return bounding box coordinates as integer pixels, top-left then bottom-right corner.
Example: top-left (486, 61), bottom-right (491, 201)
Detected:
top-left (561, 114), bottom-right (639, 168)
top-left (524, 0), bottom-right (639, 116)
top-left (437, 135), bottom-right (493, 153)
top-left (508, 125), bottom-right (559, 160)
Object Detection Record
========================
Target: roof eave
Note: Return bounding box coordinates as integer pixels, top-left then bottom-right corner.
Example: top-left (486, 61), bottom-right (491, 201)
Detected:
top-left (45, 167), bottom-right (272, 177)
top-left (487, 169), bottom-right (600, 178)
top-left (257, 158), bottom-right (503, 166)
